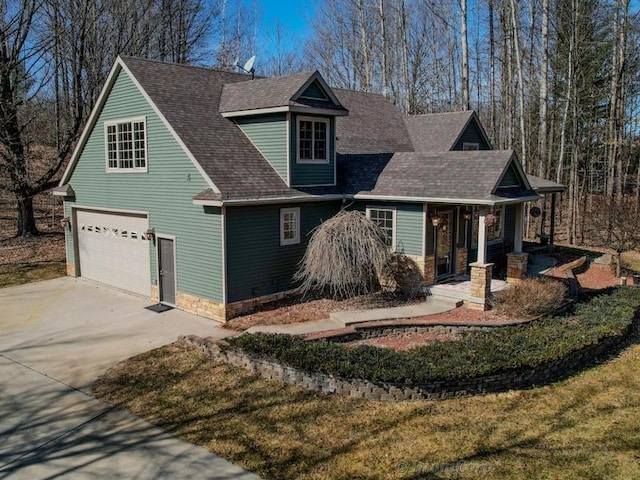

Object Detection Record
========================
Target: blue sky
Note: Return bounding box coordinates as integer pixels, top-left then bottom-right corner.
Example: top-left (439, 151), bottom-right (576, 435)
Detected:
top-left (248, 0), bottom-right (317, 53)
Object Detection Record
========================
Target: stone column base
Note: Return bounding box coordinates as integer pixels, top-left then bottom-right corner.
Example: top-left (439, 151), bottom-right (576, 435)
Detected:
top-left (150, 285), bottom-right (159, 302)
top-left (468, 262), bottom-right (494, 311)
top-left (422, 255), bottom-right (436, 284)
top-left (507, 252), bottom-right (529, 284)
top-left (66, 262), bottom-right (76, 277)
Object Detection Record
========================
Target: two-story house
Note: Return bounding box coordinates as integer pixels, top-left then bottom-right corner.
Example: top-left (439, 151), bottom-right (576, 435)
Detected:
top-left (55, 56), bottom-right (563, 322)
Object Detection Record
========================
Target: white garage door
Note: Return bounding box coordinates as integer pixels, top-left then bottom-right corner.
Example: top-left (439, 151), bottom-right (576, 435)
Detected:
top-left (76, 210), bottom-right (150, 296)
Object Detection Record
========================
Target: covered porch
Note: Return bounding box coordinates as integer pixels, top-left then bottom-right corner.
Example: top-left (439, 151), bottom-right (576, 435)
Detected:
top-left (417, 201), bottom-right (530, 310)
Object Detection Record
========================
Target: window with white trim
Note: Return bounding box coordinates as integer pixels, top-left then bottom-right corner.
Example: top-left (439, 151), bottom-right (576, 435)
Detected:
top-left (297, 117), bottom-right (329, 163)
top-left (106, 117), bottom-right (147, 171)
top-left (366, 207), bottom-right (396, 249)
top-left (472, 205), bottom-right (504, 245)
top-left (280, 207), bottom-right (300, 245)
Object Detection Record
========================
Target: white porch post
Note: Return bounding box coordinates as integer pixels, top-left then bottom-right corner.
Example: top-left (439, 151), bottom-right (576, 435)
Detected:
top-left (477, 205), bottom-right (488, 265)
top-left (514, 202), bottom-right (524, 253)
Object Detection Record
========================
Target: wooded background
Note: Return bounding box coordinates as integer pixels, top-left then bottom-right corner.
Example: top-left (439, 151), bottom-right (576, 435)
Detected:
top-left (1, 0), bottom-right (638, 246)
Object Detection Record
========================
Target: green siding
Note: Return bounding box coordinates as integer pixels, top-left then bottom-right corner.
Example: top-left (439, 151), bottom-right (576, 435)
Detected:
top-left (468, 204), bottom-right (517, 264)
top-left (352, 201), bottom-right (423, 257)
top-left (236, 114), bottom-right (288, 182)
top-left (499, 164), bottom-right (522, 187)
top-left (64, 68), bottom-right (224, 302)
top-left (300, 80), bottom-right (329, 100)
top-left (453, 121), bottom-right (490, 150)
top-left (290, 114), bottom-right (336, 186)
top-left (226, 201), bottom-right (341, 302)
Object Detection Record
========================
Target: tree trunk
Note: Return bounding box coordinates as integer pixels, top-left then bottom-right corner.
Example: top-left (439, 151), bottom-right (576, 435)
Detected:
top-left (17, 195), bottom-right (38, 237)
top-left (460, 0), bottom-right (470, 110)
top-left (538, 0), bottom-right (549, 178)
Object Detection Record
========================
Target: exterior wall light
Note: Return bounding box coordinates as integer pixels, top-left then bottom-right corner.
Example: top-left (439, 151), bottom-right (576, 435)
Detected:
top-left (60, 217), bottom-right (71, 230)
top-left (462, 210), bottom-right (472, 221)
top-left (145, 227), bottom-right (156, 241)
top-left (430, 213), bottom-right (442, 227)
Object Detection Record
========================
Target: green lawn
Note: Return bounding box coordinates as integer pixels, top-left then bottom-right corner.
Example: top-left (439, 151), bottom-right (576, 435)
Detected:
top-left (0, 262), bottom-right (66, 288)
top-left (94, 334), bottom-right (640, 480)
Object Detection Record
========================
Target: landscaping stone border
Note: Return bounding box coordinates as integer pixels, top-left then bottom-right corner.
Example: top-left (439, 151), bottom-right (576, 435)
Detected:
top-left (181, 315), bottom-right (638, 401)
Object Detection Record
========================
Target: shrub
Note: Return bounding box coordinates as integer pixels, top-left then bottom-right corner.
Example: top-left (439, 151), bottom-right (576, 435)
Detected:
top-left (490, 277), bottom-right (567, 318)
top-left (226, 287), bottom-right (640, 385)
top-left (381, 253), bottom-right (424, 298)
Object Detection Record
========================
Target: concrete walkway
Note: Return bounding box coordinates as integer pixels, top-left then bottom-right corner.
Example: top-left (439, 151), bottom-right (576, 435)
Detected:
top-left (0, 277), bottom-right (260, 479)
top-left (246, 297), bottom-right (462, 336)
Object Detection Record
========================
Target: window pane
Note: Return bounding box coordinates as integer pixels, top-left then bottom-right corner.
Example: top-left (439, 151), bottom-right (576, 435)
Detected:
top-left (314, 121), bottom-right (327, 159)
top-left (299, 121), bottom-right (313, 160)
top-left (369, 209), bottom-right (393, 247)
top-left (107, 125), bottom-right (118, 168)
top-left (133, 122), bottom-right (146, 168)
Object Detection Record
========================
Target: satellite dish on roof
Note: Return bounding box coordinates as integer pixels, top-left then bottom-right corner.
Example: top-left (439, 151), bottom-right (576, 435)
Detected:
top-left (243, 55), bottom-right (256, 74)
top-left (235, 55), bottom-right (256, 79)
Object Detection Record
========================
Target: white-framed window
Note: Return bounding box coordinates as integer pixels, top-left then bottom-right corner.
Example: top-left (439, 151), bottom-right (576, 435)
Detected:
top-left (366, 206), bottom-right (396, 250)
top-left (105, 117), bottom-right (147, 172)
top-left (462, 142), bottom-right (480, 151)
top-left (297, 116), bottom-right (329, 163)
top-left (472, 205), bottom-right (504, 245)
top-left (280, 207), bottom-right (300, 245)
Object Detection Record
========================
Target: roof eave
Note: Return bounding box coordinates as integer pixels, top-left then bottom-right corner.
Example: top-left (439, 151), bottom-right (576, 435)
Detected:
top-left (193, 194), bottom-right (346, 207)
top-left (59, 60), bottom-right (123, 186)
top-left (352, 192), bottom-right (542, 205)
top-left (220, 105), bottom-right (349, 118)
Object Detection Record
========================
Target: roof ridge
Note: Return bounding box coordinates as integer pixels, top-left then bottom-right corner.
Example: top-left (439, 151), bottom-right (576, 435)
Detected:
top-left (119, 55), bottom-right (252, 79)
top-left (333, 87), bottom-right (387, 99)
top-left (405, 110), bottom-right (474, 118)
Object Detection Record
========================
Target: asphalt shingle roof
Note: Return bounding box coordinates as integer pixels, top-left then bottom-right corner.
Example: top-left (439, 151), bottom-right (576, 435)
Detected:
top-left (118, 57), bottom-right (547, 204)
top-left (526, 174), bottom-right (566, 193)
top-left (219, 71), bottom-right (314, 112)
top-left (336, 150), bottom-right (539, 203)
top-left (334, 89), bottom-right (414, 154)
top-left (122, 57), bottom-right (297, 199)
top-left (403, 111), bottom-right (477, 152)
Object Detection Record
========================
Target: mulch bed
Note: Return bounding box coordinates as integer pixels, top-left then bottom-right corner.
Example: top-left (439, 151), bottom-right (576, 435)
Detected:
top-left (346, 331), bottom-right (461, 351)
top-left (224, 292), bottom-right (423, 331)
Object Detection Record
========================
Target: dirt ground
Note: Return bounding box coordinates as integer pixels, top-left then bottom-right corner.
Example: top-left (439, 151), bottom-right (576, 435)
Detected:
top-left (0, 191), bottom-right (65, 265)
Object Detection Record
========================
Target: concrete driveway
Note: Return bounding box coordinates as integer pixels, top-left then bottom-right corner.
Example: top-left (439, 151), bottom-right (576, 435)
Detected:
top-left (0, 277), bottom-right (260, 479)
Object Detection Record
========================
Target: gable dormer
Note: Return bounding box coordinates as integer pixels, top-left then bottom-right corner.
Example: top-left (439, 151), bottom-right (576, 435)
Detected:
top-left (451, 112), bottom-right (492, 151)
top-left (219, 71), bottom-right (347, 187)
top-left (493, 152), bottom-right (533, 193)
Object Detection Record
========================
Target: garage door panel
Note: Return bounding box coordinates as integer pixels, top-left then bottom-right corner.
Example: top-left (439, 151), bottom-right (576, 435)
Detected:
top-left (76, 210), bottom-right (150, 296)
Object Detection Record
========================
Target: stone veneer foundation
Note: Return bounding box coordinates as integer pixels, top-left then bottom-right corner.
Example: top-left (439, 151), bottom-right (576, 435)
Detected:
top-left (175, 289), bottom-right (297, 323)
top-left (455, 247), bottom-right (468, 275)
top-left (66, 262), bottom-right (76, 276)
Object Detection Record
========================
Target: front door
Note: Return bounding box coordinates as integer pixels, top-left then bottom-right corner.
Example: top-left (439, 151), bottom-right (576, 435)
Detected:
top-left (158, 237), bottom-right (176, 305)
top-left (436, 211), bottom-right (454, 278)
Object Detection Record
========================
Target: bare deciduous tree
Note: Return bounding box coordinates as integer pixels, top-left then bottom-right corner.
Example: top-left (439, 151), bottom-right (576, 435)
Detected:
top-left (587, 196), bottom-right (640, 277)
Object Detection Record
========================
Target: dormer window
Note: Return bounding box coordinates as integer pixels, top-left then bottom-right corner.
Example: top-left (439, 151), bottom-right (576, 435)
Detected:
top-left (297, 116), bottom-right (329, 163)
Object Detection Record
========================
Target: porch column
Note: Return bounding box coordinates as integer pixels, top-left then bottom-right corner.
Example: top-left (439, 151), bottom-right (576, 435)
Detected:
top-left (477, 205), bottom-right (488, 264)
top-left (513, 202), bottom-right (523, 254)
top-left (550, 193), bottom-right (557, 246)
